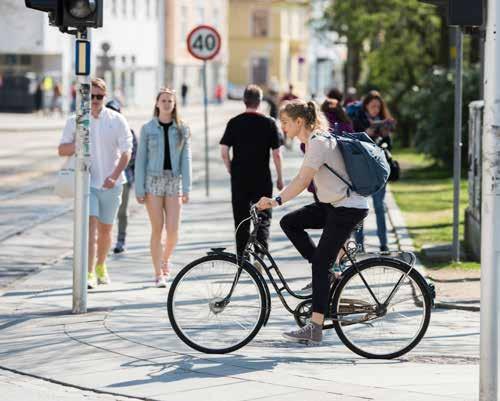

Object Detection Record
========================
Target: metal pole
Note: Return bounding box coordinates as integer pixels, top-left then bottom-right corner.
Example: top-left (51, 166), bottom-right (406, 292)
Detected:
top-left (72, 30), bottom-right (91, 314)
top-left (203, 60), bottom-right (210, 197)
top-left (480, 0), bottom-right (500, 398)
top-left (452, 27), bottom-right (463, 262)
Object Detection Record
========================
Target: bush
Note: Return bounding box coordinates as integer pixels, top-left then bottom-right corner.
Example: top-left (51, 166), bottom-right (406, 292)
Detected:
top-left (398, 66), bottom-right (480, 167)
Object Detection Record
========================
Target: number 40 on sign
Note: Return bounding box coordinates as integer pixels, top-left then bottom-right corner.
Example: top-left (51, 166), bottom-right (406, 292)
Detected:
top-left (187, 25), bottom-right (221, 61)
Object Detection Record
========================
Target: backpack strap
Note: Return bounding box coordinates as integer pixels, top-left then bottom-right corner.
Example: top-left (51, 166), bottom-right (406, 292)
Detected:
top-left (322, 134), bottom-right (354, 197)
top-left (323, 163), bottom-right (353, 197)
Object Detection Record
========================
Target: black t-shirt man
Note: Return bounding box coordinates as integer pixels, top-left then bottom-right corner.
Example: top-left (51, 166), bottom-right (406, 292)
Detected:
top-left (220, 112), bottom-right (282, 189)
top-left (220, 97), bottom-right (284, 256)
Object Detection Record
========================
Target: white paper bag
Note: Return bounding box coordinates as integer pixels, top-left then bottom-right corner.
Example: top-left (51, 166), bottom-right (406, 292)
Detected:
top-left (54, 157), bottom-right (75, 198)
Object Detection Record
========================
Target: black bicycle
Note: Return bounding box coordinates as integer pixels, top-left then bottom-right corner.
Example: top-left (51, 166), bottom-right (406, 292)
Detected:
top-left (167, 206), bottom-right (433, 359)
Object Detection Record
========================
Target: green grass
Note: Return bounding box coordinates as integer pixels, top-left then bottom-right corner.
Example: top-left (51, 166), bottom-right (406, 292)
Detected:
top-left (391, 148), bottom-right (480, 271)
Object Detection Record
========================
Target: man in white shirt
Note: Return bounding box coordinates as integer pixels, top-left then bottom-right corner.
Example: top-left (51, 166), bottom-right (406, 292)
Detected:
top-left (58, 78), bottom-right (132, 289)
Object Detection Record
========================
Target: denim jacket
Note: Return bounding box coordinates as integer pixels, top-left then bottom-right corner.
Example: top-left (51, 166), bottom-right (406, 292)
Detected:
top-left (135, 118), bottom-right (192, 197)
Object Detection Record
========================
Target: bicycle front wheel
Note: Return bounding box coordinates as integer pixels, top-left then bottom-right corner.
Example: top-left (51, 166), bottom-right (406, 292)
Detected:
top-left (332, 258), bottom-right (431, 359)
top-left (167, 254), bottom-right (267, 354)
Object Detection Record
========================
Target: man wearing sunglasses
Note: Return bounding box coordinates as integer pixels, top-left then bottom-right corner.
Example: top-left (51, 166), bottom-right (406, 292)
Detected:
top-left (58, 78), bottom-right (133, 289)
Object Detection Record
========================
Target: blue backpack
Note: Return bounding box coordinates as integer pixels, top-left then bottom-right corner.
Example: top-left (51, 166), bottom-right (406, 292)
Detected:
top-left (323, 130), bottom-right (390, 197)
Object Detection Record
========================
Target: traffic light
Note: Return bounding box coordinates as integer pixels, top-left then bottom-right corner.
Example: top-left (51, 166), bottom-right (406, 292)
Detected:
top-left (418, 0), bottom-right (484, 27)
top-left (25, 0), bottom-right (103, 32)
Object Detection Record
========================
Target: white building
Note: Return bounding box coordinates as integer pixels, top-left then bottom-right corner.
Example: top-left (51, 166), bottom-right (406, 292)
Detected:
top-left (164, 0), bottom-right (228, 104)
top-left (308, 0), bottom-right (345, 99)
top-left (0, 0), bottom-right (163, 112)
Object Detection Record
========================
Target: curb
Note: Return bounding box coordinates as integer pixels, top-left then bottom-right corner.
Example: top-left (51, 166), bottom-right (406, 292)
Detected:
top-left (385, 186), bottom-right (480, 312)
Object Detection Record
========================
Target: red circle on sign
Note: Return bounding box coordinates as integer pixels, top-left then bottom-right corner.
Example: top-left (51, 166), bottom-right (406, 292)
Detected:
top-left (187, 25), bottom-right (222, 61)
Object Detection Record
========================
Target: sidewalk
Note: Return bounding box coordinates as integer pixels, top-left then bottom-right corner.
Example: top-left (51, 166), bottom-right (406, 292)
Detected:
top-left (0, 101), bottom-right (234, 133)
top-left (0, 145), bottom-right (479, 400)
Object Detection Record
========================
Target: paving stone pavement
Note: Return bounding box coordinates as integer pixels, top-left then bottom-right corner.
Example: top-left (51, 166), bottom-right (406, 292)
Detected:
top-left (0, 128), bottom-right (480, 400)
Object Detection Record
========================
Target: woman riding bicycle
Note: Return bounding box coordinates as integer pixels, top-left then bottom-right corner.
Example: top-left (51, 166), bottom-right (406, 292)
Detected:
top-left (256, 99), bottom-right (369, 344)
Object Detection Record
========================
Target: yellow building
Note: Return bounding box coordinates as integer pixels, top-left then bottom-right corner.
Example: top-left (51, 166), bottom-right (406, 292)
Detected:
top-left (228, 0), bottom-right (310, 97)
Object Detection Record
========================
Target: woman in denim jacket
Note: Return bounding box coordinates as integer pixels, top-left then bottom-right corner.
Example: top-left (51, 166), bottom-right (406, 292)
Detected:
top-left (135, 88), bottom-right (192, 287)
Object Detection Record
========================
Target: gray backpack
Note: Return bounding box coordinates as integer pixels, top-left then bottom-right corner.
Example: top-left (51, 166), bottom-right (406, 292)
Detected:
top-left (324, 132), bottom-right (390, 197)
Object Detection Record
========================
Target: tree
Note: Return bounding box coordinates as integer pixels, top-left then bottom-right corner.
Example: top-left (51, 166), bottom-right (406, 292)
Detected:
top-left (324, 0), bottom-right (444, 145)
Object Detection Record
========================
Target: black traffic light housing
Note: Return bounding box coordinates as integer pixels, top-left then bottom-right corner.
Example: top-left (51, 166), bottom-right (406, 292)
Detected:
top-left (25, 0), bottom-right (103, 34)
top-left (419, 0), bottom-right (484, 27)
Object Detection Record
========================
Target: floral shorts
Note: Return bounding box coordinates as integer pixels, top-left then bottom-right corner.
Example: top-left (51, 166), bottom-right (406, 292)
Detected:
top-left (146, 170), bottom-right (181, 197)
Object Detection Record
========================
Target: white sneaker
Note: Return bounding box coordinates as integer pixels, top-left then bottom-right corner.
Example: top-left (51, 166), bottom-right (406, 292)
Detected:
top-left (155, 276), bottom-right (167, 288)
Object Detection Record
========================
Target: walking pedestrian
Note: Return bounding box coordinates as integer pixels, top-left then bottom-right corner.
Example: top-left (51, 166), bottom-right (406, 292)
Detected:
top-left (215, 83), bottom-right (224, 104)
top-left (135, 88), bottom-right (192, 288)
top-left (280, 84), bottom-right (299, 104)
top-left (350, 90), bottom-right (396, 252)
top-left (58, 78), bottom-right (132, 289)
top-left (220, 84), bottom-right (284, 260)
top-left (104, 99), bottom-right (138, 255)
top-left (320, 88), bottom-right (353, 133)
top-left (51, 83), bottom-right (63, 117)
top-left (181, 83), bottom-right (188, 107)
top-left (256, 99), bottom-right (368, 344)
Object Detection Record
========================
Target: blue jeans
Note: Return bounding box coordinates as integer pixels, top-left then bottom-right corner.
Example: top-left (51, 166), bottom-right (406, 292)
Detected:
top-left (354, 186), bottom-right (387, 248)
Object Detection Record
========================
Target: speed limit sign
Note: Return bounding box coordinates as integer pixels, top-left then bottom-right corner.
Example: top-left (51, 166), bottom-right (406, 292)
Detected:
top-left (187, 25), bottom-right (221, 61)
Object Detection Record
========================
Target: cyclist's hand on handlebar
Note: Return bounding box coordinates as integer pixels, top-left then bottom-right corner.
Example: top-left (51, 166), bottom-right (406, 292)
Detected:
top-left (256, 196), bottom-right (277, 210)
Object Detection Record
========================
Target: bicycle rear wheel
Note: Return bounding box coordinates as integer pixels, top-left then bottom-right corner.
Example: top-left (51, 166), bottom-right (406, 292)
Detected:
top-left (167, 254), bottom-right (267, 354)
top-left (332, 258), bottom-right (431, 359)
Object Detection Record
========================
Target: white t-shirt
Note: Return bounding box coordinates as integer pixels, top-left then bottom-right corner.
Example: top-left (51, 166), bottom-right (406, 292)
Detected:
top-left (60, 107), bottom-right (132, 189)
top-left (302, 134), bottom-right (369, 209)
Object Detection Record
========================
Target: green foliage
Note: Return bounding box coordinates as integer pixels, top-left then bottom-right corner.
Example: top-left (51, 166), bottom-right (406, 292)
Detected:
top-left (398, 66), bottom-right (480, 167)
top-left (326, 0), bottom-right (442, 97)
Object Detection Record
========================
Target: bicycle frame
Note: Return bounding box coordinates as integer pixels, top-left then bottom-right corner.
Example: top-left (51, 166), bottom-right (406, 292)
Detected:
top-left (215, 208), bottom-right (425, 323)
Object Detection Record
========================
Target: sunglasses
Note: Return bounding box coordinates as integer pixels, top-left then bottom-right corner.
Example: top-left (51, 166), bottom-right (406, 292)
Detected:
top-left (159, 88), bottom-right (176, 94)
top-left (91, 94), bottom-right (105, 100)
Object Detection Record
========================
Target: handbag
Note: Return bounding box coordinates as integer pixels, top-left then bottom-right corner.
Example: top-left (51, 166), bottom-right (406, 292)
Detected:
top-left (383, 148), bottom-right (400, 182)
top-left (54, 156), bottom-right (75, 198)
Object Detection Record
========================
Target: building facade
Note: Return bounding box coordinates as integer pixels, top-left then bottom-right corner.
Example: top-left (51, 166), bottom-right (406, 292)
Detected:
top-left (228, 0), bottom-right (310, 97)
top-left (164, 0), bottom-right (229, 104)
top-left (0, 0), bottom-right (163, 112)
top-left (308, 0), bottom-right (346, 99)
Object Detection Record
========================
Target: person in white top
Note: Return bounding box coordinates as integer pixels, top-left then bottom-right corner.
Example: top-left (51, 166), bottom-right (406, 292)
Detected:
top-left (256, 99), bottom-right (368, 345)
top-left (58, 78), bottom-right (132, 289)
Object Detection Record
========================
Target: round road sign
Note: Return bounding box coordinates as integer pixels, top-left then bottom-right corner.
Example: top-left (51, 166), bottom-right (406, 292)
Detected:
top-left (187, 25), bottom-right (221, 61)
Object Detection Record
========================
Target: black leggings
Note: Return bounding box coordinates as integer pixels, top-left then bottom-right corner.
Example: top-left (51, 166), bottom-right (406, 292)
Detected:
top-left (280, 202), bottom-right (368, 315)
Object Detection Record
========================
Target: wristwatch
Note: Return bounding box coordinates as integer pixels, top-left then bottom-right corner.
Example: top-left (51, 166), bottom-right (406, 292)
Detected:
top-left (274, 196), bottom-right (283, 206)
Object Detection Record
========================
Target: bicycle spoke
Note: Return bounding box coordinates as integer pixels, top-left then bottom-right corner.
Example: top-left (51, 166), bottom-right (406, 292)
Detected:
top-left (334, 263), bottom-right (429, 358)
top-left (169, 257), bottom-right (264, 352)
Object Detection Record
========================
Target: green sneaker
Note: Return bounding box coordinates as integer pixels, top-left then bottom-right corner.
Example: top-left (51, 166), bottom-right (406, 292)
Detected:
top-left (96, 264), bottom-right (110, 285)
top-left (87, 272), bottom-right (97, 289)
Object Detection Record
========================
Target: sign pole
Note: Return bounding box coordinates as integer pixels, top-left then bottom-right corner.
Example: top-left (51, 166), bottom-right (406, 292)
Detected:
top-left (73, 30), bottom-right (91, 314)
top-left (203, 60), bottom-right (210, 197)
top-left (186, 25), bottom-right (221, 199)
top-left (452, 27), bottom-right (463, 262)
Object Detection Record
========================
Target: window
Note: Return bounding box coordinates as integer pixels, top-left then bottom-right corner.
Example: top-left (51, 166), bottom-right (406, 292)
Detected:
top-left (146, 0), bottom-right (150, 18)
top-left (252, 10), bottom-right (269, 37)
top-left (155, 0), bottom-right (160, 18)
top-left (213, 8), bottom-right (219, 29)
top-left (111, 0), bottom-right (117, 16)
top-left (132, 0), bottom-right (136, 17)
top-left (197, 7), bottom-right (204, 24)
top-left (181, 6), bottom-right (188, 41)
top-left (123, 0), bottom-right (127, 17)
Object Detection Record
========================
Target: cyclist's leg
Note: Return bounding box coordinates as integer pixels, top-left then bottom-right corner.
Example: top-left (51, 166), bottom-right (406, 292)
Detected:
top-left (279, 202), bottom-right (326, 262)
top-left (311, 207), bottom-right (369, 318)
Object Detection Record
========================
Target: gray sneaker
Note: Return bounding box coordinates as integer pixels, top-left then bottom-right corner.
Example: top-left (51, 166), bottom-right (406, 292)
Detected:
top-left (282, 321), bottom-right (323, 344)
